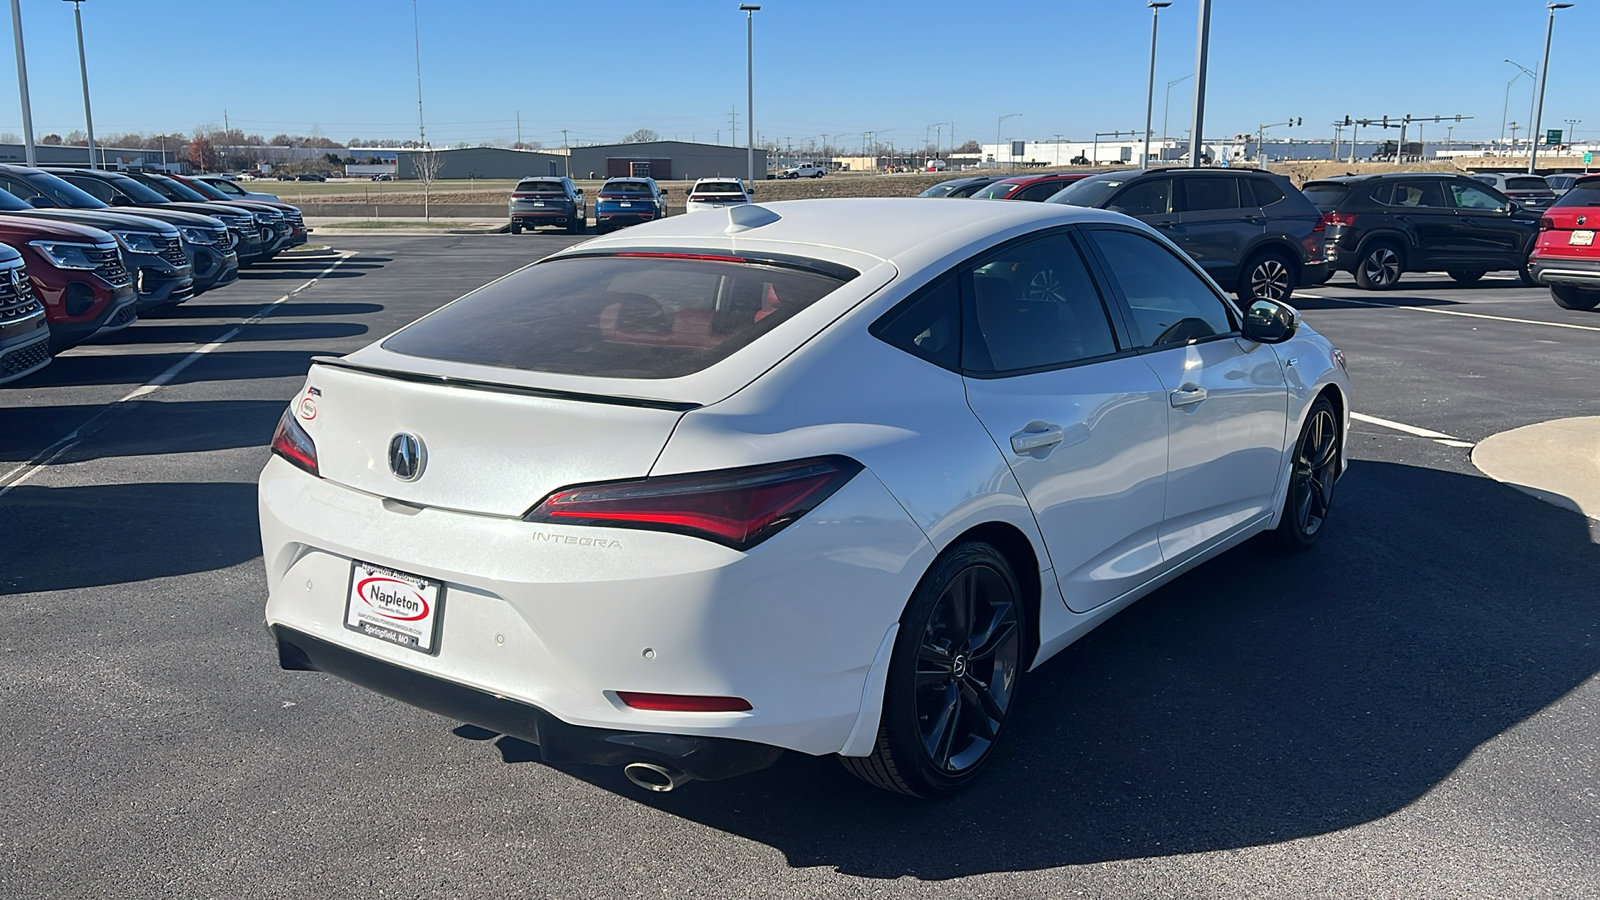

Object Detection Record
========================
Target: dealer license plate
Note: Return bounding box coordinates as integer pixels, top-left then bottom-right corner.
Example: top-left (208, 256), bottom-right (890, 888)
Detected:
top-left (532, 201), bottom-right (545, 207)
top-left (1570, 230), bottom-right (1594, 246)
top-left (619, 202), bottom-right (632, 207)
top-left (344, 561), bottom-right (445, 654)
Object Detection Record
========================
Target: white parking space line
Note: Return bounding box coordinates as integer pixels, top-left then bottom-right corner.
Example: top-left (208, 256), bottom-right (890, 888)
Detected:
top-left (1296, 292), bottom-right (1600, 334)
top-left (0, 253), bottom-right (353, 500)
top-left (1351, 411), bottom-right (1474, 448)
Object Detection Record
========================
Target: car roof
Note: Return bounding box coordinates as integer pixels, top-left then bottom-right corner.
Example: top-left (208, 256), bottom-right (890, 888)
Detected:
top-left (992, 172), bottom-right (1092, 186)
top-left (1311, 172), bottom-right (1459, 184)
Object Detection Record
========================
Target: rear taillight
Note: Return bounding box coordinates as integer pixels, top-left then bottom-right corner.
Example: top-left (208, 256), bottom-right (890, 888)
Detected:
top-left (1540, 217), bottom-right (1555, 231)
top-left (616, 692), bottom-right (752, 712)
top-left (524, 456), bottom-right (862, 550)
top-left (270, 407), bottom-right (318, 476)
top-left (1322, 212), bottom-right (1357, 227)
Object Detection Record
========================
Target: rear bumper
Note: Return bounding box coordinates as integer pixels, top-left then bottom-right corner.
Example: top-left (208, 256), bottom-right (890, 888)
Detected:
top-left (1299, 260), bottom-right (1329, 285)
top-left (511, 210), bottom-right (577, 226)
top-left (272, 625), bottom-right (783, 781)
top-left (1530, 254), bottom-right (1600, 286)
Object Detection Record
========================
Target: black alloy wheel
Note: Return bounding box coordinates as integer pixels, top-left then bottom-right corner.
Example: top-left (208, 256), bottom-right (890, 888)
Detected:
top-left (841, 541), bottom-right (1024, 797)
top-left (1273, 396), bottom-right (1340, 550)
top-left (1240, 252), bottom-right (1295, 303)
top-left (1447, 269), bottom-right (1485, 284)
top-left (1354, 244), bottom-right (1402, 290)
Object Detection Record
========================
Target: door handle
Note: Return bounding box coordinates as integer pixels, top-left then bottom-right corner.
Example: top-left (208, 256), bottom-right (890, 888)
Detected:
top-left (1155, 220), bottom-right (1176, 229)
top-left (1011, 425), bottom-right (1065, 454)
top-left (1244, 216), bottom-right (1266, 225)
top-left (1169, 384), bottom-right (1208, 408)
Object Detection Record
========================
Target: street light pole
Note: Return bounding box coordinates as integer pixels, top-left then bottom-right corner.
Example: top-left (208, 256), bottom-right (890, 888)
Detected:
top-left (1504, 59), bottom-right (1529, 152)
top-left (996, 113), bottom-right (1020, 170)
top-left (740, 5), bottom-right (759, 185)
top-left (412, 0), bottom-right (425, 149)
top-left (1163, 73), bottom-right (1191, 143)
top-left (1529, 2), bottom-right (1572, 174)
top-left (1188, 0), bottom-right (1212, 167)
top-left (9, 0), bottom-right (36, 166)
top-left (1142, 2), bottom-right (1171, 169)
top-left (64, 0), bottom-right (96, 169)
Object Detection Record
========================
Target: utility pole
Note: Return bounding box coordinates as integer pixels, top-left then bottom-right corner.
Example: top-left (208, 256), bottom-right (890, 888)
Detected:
top-left (1142, 1), bottom-right (1171, 169)
top-left (515, 111), bottom-right (520, 146)
top-left (1189, 0), bottom-right (1212, 167)
top-left (10, 0), bottom-right (36, 165)
top-left (65, 0), bottom-right (97, 169)
top-left (562, 128), bottom-right (569, 178)
top-left (1530, 2), bottom-right (1573, 173)
top-left (1565, 118), bottom-right (1581, 145)
top-left (996, 113), bottom-right (1020, 170)
top-left (729, 107), bottom-right (738, 147)
top-left (740, 5), bottom-right (759, 185)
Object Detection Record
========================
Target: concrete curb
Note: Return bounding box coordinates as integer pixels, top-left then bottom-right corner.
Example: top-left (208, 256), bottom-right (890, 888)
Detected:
top-left (1472, 416), bottom-right (1600, 521)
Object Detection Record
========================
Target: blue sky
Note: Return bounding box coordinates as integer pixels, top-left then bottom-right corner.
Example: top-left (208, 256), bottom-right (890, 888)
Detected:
top-left (2, 0), bottom-right (1595, 149)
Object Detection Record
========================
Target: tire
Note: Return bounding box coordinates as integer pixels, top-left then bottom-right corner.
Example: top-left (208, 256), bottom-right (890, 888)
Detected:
top-left (840, 541), bottom-right (1025, 798)
top-left (567, 217), bottom-right (585, 235)
top-left (1518, 263), bottom-right (1540, 287)
top-left (1237, 251), bottom-right (1296, 304)
top-left (1447, 269), bottom-right (1485, 285)
top-left (1353, 242), bottom-right (1403, 290)
top-left (509, 221), bottom-right (522, 235)
top-left (1271, 396), bottom-right (1341, 551)
top-left (1551, 284), bottom-right (1600, 310)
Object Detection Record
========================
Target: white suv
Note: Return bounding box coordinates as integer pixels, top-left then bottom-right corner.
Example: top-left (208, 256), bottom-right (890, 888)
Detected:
top-left (684, 179), bottom-right (752, 214)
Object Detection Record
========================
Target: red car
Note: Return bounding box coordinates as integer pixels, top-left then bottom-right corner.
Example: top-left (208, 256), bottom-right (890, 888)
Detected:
top-left (1529, 174), bottom-right (1600, 311)
top-left (0, 215), bottom-right (137, 352)
top-left (969, 172), bottom-right (1097, 202)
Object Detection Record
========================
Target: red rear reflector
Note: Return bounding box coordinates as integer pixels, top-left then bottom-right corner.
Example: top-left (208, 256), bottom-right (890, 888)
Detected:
top-left (525, 456), bottom-right (862, 550)
top-left (270, 407), bottom-right (318, 476)
top-left (616, 692), bottom-right (752, 712)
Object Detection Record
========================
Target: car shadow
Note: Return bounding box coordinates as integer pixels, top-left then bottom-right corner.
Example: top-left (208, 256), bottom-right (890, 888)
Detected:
top-left (13, 349), bottom-right (324, 388)
top-left (239, 269), bottom-right (368, 281)
top-left (0, 399), bottom-right (282, 463)
top-left (86, 322), bottom-right (370, 346)
top-left (459, 459), bottom-right (1599, 878)
top-left (1293, 291), bottom-right (1464, 311)
top-left (142, 302), bottom-right (385, 320)
top-left (0, 481), bottom-right (261, 594)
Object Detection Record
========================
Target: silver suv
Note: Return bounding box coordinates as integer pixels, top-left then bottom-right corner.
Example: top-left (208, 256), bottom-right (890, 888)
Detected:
top-left (509, 177), bottom-right (586, 234)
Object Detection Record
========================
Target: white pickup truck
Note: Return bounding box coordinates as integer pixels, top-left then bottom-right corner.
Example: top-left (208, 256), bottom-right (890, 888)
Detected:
top-left (778, 163), bottom-right (827, 179)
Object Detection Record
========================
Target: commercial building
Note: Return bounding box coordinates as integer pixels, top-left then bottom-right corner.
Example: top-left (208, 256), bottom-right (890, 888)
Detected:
top-left (394, 141), bottom-right (765, 181)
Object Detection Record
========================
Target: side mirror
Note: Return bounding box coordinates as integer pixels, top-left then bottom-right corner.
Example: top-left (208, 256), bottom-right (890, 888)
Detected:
top-left (660, 189), bottom-right (670, 195)
top-left (1506, 200), bottom-right (1521, 213)
top-left (1241, 298), bottom-right (1300, 344)
top-left (575, 188), bottom-right (584, 195)
top-left (27, 195), bottom-right (58, 208)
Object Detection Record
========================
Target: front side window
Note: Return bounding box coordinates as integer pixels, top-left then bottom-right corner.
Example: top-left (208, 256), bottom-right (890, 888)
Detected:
top-left (1450, 182), bottom-right (1506, 210)
top-left (1107, 178), bottom-right (1172, 216)
top-left (1180, 176), bottom-right (1240, 212)
top-left (1088, 228), bottom-right (1236, 348)
top-left (384, 254), bottom-right (853, 380)
top-left (1014, 180), bottom-right (1069, 202)
top-left (962, 232), bottom-right (1119, 374)
top-left (970, 181), bottom-right (1021, 200)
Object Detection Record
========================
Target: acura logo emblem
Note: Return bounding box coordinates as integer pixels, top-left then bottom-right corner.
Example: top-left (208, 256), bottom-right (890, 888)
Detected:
top-left (388, 433), bottom-right (425, 481)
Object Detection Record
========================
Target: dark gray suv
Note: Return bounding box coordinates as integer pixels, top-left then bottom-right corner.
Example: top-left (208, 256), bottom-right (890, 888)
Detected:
top-left (508, 178), bottom-right (585, 234)
top-left (1047, 168), bottom-right (1328, 303)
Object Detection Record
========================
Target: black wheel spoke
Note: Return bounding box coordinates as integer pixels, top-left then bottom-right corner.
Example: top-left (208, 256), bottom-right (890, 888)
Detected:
top-left (968, 614), bottom-right (1018, 664)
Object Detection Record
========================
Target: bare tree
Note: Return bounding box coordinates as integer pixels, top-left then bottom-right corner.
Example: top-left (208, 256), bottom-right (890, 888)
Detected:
top-left (414, 148), bottom-right (446, 220)
top-left (622, 129), bottom-right (660, 144)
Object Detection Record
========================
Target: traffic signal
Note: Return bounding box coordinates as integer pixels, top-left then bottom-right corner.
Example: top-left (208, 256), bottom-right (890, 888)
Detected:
top-left (1382, 115), bottom-right (1389, 127)
top-left (1296, 117), bottom-right (1303, 126)
top-left (1344, 116), bottom-right (1352, 126)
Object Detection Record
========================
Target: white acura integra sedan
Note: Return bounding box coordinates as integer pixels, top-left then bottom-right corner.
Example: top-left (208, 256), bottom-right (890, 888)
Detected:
top-left (260, 198), bottom-right (1349, 798)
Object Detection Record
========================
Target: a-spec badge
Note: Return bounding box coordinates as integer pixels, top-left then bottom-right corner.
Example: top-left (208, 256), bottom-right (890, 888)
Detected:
top-left (388, 433), bottom-right (426, 482)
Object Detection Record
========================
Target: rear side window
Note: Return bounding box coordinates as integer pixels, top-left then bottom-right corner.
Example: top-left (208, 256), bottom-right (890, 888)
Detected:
top-left (1244, 178), bottom-right (1286, 206)
top-left (869, 276), bottom-right (960, 371)
top-left (1553, 182), bottom-right (1600, 207)
top-left (1181, 177), bottom-right (1240, 212)
top-left (1300, 183), bottom-right (1350, 210)
top-left (1378, 181), bottom-right (1446, 208)
top-left (1107, 178), bottom-right (1172, 216)
top-left (963, 232), bottom-right (1119, 373)
top-left (1013, 180), bottom-right (1069, 202)
top-left (384, 255), bottom-right (853, 379)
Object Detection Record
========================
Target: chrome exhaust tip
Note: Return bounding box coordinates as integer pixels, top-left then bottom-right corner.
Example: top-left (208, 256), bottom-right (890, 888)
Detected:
top-left (623, 761), bottom-right (691, 792)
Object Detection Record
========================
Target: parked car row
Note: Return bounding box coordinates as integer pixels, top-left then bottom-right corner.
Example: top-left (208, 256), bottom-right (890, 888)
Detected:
top-left (0, 165), bottom-right (307, 384)
top-left (509, 177), bottom-right (754, 235)
top-left (918, 168), bottom-right (1580, 308)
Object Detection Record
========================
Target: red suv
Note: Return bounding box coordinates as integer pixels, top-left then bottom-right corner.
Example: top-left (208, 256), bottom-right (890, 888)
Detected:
top-left (969, 172), bottom-right (1097, 202)
top-left (0, 215), bottom-right (138, 352)
top-left (1529, 174), bottom-right (1600, 310)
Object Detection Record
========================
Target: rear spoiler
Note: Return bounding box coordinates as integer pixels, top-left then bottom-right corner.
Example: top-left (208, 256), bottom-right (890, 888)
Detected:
top-left (309, 356), bottom-right (701, 412)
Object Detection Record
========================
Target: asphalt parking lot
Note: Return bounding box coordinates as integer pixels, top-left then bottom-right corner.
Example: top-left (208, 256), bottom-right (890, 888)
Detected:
top-left (2, 237), bottom-right (1596, 899)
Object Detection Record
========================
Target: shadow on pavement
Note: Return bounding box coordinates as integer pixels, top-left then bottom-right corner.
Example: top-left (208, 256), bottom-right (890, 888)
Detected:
top-left (483, 460), bottom-right (1598, 878)
top-left (14, 349), bottom-right (324, 388)
top-left (1293, 291), bottom-right (1464, 311)
top-left (146, 302), bottom-right (385, 320)
top-left (0, 399), bottom-right (283, 463)
top-left (87, 322), bottom-right (370, 346)
top-left (0, 481), bottom-right (261, 594)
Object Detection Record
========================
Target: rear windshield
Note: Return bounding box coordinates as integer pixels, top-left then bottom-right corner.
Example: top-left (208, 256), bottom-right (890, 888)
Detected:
top-left (1506, 177), bottom-right (1552, 191)
top-left (516, 181), bottom-right (566, 194)
top-left (1553, 181), bottom-right (1600, 208)
top-left (1300, 183), bottom-right (1351, 210)
top-left (383, 255), bottom-right (854, 379)
top-left (603, 181), bottom-right (650, 193)
top-left (692, 182), bottom-right (744, 195)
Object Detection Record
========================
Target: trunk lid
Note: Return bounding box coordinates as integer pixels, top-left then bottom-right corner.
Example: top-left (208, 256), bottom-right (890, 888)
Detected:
top-left (299, 361), bottom-right (686, 517)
